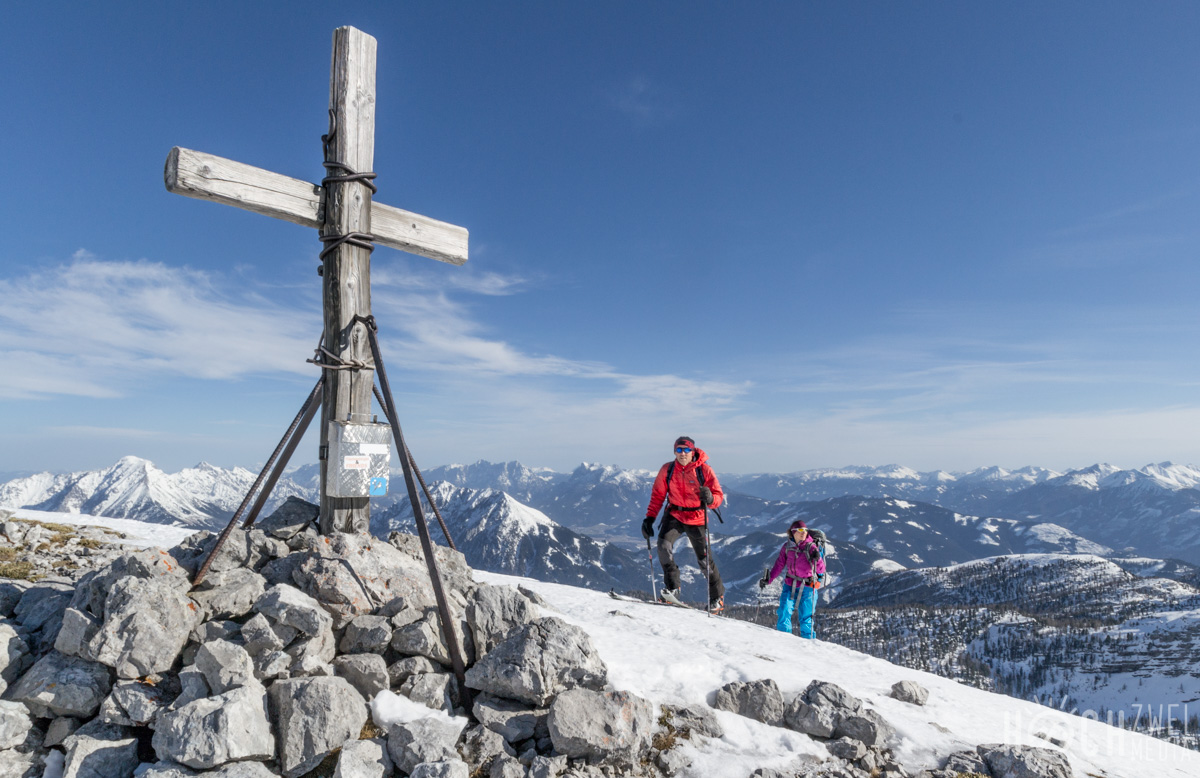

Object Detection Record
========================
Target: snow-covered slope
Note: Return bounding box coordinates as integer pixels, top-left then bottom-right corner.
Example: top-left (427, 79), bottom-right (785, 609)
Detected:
top-left (8, 508), bottom-right (1199, 774)
top-left (480, 570), bottom-right (1200, 777)
top-left (826, 553), bottom-right (1200, 731)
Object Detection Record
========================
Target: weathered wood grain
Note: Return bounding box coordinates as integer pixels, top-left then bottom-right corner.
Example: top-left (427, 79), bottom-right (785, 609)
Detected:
top-left (165, 147), bottom-right (467, 265)
top-left (320, 25), bottom-right (377, 534)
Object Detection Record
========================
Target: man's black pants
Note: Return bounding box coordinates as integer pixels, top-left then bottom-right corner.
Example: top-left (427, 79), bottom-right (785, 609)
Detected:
top-left (657, 512), bottom-right (724, 600)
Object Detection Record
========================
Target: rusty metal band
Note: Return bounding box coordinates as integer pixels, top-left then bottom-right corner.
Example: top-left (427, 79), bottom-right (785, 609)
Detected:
top-left (191, 377), bottom-right (324, 588)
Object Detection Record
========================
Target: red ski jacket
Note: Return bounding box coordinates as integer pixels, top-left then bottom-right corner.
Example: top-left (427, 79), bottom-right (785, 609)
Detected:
top-left (645, 448), bottom-right (724, 526)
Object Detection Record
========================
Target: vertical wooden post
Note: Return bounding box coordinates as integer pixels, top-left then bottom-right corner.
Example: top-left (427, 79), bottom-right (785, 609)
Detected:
top-left (319, 27), bottom-right (377, 534)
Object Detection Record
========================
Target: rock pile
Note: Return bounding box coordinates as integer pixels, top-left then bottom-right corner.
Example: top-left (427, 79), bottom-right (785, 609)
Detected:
top-left (0, 498), bottom-right (1078, 778)
top-left (0, 499), bottom-right (672, 778)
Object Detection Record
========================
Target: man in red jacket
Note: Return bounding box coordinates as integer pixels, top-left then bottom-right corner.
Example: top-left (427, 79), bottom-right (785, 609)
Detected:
top-left (641, 435), bottom-right (726, 611)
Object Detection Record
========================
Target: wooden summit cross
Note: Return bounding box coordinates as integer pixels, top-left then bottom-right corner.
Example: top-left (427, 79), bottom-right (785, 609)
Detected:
top-left (164, 26), bottom-right (468, 534)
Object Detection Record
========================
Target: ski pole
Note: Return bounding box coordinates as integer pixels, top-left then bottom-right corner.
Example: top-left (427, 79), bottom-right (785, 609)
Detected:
top-left (702, 506), bottom-right (713, 616)
top-left (645, 536), bottom-right (658, 602)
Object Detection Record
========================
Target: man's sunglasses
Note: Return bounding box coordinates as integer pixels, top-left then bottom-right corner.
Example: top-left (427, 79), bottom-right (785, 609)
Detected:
top-left (675, 446), bottom-right (693, 454)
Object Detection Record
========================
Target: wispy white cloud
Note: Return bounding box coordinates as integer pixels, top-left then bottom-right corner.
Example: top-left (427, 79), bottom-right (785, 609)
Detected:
top-left (0, 254), bottom-right (316, 399)
top-left (0, 254), bottom-right (746, 430)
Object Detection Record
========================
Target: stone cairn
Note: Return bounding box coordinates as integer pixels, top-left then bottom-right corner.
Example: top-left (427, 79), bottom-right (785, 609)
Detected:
top-left (0, 500), bottom-right (1074, 778)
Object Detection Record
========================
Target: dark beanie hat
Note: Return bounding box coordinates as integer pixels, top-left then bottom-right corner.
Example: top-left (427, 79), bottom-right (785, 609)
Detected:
top-left (789, 520), bottom-right (807, 533)
top-left (674, 436), bottom-right (695, 449)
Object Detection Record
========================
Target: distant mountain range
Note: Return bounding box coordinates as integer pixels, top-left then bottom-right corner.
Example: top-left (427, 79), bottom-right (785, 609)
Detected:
top-left (7, 455), bottom-right (1200, 727)
top-left (822, 553), bottom-right (1200, 723)
top-left (5, 456), bottom-right (1200, 592)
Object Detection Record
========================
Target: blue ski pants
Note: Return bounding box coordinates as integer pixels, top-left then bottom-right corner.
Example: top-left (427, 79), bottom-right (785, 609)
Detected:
top-left (776, 582), bottom-right (817, 638)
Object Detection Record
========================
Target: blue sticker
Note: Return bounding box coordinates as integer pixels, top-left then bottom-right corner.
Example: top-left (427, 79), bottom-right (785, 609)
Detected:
top-left (369, 476), bottom-right (388, 496)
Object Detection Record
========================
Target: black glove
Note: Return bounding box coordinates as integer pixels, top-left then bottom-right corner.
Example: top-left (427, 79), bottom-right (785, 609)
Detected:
top-left (805, 543), bottom-right (821, 563)
top-left (758, 576), bottom-right (769, 590)
top-left (698, 486), bottom-right (713, 507)
top-left (808, 575), bottom-right (817, 585)
top-left (641, 517), bottom-right (655, 539)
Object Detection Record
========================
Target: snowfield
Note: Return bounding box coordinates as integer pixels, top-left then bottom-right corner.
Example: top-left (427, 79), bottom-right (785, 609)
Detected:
top-left (477, 570), bottom-right (1200, 778)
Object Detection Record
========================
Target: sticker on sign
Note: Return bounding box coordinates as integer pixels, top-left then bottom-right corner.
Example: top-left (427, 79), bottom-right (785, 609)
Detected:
top-left (343, 455), bottom-right (370, 470)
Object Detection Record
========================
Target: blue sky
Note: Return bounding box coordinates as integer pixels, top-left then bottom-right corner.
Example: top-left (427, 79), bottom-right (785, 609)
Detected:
top-left (3, 1), bottom-right (1200, 476)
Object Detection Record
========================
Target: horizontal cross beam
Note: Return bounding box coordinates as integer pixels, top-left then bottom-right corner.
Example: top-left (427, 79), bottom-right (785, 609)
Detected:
top-left (164, 146), bottom-right (468, 266)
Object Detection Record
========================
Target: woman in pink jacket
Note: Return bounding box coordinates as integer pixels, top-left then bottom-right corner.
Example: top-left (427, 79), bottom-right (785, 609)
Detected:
top-left (759, 520), bottom-right (826, 638)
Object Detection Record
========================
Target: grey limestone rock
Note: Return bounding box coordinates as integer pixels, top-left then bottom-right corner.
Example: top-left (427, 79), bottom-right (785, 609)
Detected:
top-left (388, 655), bottom-right (441, 686)
top-left (488, 756), bottom-right (526, 778)
top-left (0, 621), bottom-right (31, 694)
top-left (827, 737), bottom-right (868, 761)
top-left (255, 583), bottom-right (334, 636)
top-left (473, 693), bottom-right (548, 744)
top-left (464, 617), bottom-right (607, 707)
top-left (85, 575), bottom-right (201, 678)
top-left (0, 751), bottom-right (42, 778)
top-left (656, 747), bottom-right (692, 777)
top-left (170, 668), bottom-right (210, 710)
top-left (400, 671), bottom-right (457, 713)
top-left (44, 716), bottom-right (82, 747)
top-left (100, 679), bottom-right (173, 726)
top-left (467, 583), bottom-right (540, 658)
top-left (979, 743), bottom-right (1074, 778)
top-left (194, 639), bottom-right (259, 695)
top-left (713, 678), bottom-right (786, 726)
top-left (662, 703), bottom-right (723, 739)
top-left (0, 700), bottom-right (33, 749)
top-left (206, 762), bottom-right (279, 778)
top-left (834, 708), bottom-right (896, 748)
top-left (133, 763), bottom-right (198, 778)
top-left (546, 687), bottom-right (654, 765)
top-left (259, 497), bottom-right (319, 540)
top-left (334, 737), bottom-right (392, 778)
top-left (528, 755), bottom-right (568, 778)
top-left (52, 608), bottom-right (99, 660)
top-left (152, 684), bottom-right (274, 769)
top-left (253, 650), bottom-right (292, 682)
top-left (60, 720), bottom-right (139, 778)
top-left (240, 612), bottom-right (297, 657)
top-left (69, 549), bottom-right (190, 620)
top-left (387, 716), bottom-right (468, 775)
top-left (0, 580), bottom-right (31, 619)
top-left (285, 624), bottom-right (337, 674)
top-left (190, 568), bottom-right (267, 621)
top-left (169, 529), bottom-right (275, 579)
top-left (391, 608), bottom-right (472, 667)
top-left (11, 581), bottom-right (72, 652)
top-left (340, 614), bottom-right (392, 654)
top-left (411, 761), bottom-right (471, 778)
top-left (270, 675), bottom-right (368, 778)
top-left (190, 619), bottom-right (241, 646)
top-left (333, 653), bottom-right (391, 701)
top-left (459, 723), bottom-right (516, 770)
top-left (783, 680), bottom-right (866, 739)
top-left (889, 680), bottom-right (929, 706)
top-left (7, 650), bottom-right (113, 718)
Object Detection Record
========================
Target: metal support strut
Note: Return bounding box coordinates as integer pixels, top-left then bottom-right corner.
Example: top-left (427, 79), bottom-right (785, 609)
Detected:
top-left (358, 314), bottom-right (472, 708)
top-left (192, 377), bottom-right (324, 587)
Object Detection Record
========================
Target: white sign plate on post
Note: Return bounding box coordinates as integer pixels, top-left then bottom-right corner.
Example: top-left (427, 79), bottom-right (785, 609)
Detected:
top-left (327, 421), bottom-right (392, 497)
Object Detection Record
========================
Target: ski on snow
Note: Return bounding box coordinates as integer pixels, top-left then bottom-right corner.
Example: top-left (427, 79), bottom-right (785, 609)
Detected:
top-left (608, 589), bottom-right (719, 614)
